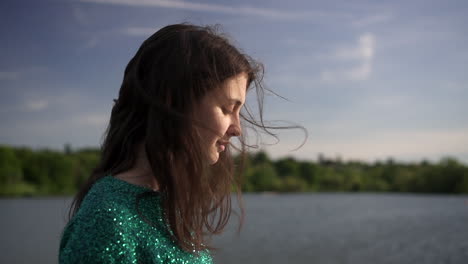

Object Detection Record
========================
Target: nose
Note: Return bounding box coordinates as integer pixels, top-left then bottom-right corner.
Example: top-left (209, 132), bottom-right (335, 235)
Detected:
top-left (228, 124), bottom-right (241, 137)
top-left (227, 115), bottom-right (241, 137)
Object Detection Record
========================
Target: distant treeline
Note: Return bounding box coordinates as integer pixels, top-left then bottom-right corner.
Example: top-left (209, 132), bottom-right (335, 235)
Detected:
top-left (1, 144), bottom-right (467, 196)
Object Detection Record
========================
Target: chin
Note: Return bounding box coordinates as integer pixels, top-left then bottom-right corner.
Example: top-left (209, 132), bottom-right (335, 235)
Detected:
top-left (208, 152), bottom-right (219, 165)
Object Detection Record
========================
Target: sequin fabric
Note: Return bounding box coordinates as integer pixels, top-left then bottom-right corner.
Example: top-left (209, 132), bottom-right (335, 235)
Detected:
top-left (59, 176), bottom-right (213, 264)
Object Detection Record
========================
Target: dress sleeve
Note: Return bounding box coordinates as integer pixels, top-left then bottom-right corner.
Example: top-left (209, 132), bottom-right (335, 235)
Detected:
top-left (59, 207), bottom-right (137, 264)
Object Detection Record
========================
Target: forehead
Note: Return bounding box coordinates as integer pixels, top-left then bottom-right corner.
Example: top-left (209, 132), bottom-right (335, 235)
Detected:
top-left (218, 74), bottom-right (247, 104)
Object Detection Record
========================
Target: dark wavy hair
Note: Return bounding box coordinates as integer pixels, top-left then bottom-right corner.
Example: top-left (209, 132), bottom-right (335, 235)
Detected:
top-left (69, 23), bottom-right (289, 252)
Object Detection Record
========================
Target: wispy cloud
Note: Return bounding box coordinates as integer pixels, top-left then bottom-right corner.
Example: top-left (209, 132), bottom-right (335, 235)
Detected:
top-left (83, 36), bottom-right (100, 49)
top-left (17, 93), bottom-right (83, 113)
top-left (76, 113), bottom-right (109, 126)
top-left (320, 129), bottom-right (468, 160)
top-left (0, 111), bottom-right (109, 149)
top-left (321, 33), bottom-right (376, 82)
top-left (267, 128), bottom-right (468, 162)
top-left (122, 27), bottom-right (162, 37)
top-left (333, 33), bottom-right (375, 60)
top-left (0, 71), bottom-right (20, 81)
top-left (24, 99), bottom-right (49, 112)
top-left (80, 0), bottom-right (328, 21)
top-left (72, 6), bottom-right (91, 26)
top-left (1, 67), bottom-right (52, 81)
top-left (352, 13), bottom-right (393, 28)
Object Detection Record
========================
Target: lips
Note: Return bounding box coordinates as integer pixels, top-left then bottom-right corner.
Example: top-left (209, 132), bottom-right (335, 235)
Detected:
top-left (216, 140), bottom-right (229, 152)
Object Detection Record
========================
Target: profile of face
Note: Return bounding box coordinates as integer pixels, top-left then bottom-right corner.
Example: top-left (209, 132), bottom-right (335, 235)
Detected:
top-left (194, 73), bottom-right (247, 164)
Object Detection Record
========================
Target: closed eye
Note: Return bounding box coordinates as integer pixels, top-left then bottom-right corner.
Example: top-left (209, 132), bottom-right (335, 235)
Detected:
top-left (222, 98), bottom-right (244, 115)
top-left (222, 105), bottom-right (235, 114)
top-left (222, 109), bottom-right (233, 115)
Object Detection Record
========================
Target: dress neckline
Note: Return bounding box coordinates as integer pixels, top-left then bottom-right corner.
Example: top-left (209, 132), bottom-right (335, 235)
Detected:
top-left (105, 175), bottom-right (161, 194)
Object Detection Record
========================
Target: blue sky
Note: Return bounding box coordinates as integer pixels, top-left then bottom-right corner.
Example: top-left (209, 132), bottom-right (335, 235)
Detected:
top-left (1, 0), bottom-right (467, 163)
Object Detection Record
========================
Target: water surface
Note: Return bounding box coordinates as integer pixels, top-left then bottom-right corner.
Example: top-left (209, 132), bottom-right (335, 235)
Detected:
top-left (1, 193), bottom-right (467, 263)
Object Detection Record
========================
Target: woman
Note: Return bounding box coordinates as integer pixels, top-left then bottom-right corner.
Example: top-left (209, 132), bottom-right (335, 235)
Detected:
top-left (59, 23), bottom-right (271, 263)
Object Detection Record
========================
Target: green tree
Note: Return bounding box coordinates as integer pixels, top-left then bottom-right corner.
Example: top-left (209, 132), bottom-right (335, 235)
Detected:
top-left (315, 167), bottom-right (342, 191)
top-left (46, 152), bottom-right (77, 194)
top-left (251, 151), bottom-right (270, 166)
top-left (280, 175), bottom-right (308, 192)
top-left (298, 161), bottom-right (318, 188)
top-left (73, 148), bottom-right (100, 187)
top-left (245, 163), bottom-right (281, 192)
top-left (0, 146), bottom-right (23, 186)
top-left (274, 157), bottom-right (299, 178)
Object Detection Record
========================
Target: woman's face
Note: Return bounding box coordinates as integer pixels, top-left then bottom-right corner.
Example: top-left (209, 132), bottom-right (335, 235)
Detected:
top-left (194, 73), bottom-right (247, 164)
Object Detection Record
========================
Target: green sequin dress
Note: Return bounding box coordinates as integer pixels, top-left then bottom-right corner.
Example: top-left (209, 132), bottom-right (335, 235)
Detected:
top-left (59, 175), bottom-right (213, 264)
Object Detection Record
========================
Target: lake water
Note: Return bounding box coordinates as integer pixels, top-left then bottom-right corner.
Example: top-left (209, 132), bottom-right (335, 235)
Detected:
top-left (1, 193), bottom-right (467, 264)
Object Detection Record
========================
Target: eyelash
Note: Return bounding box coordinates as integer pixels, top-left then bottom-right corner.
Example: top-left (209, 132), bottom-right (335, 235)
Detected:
top-left (222, 106), bottom-right (234, 114)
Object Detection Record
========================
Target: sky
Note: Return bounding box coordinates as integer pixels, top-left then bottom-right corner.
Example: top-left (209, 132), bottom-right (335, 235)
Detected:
top-left (1, 0), bottom-right (467, 163)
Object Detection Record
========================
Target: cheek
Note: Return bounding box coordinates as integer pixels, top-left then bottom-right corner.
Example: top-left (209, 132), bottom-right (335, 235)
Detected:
top-left (197, 104), bottom-right (230, 139)
top-left (209, 116), bottom-right (227, 138)
top-left (208, 116), bottom-right (231, 142)
top-left (199, 111), bottom-right (222, 139)
top-left (216, 115), bottom-right (231, 134)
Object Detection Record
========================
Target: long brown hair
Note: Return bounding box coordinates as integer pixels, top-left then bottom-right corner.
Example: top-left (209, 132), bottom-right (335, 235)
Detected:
top-left (69, 23), bottom-right (288, 252)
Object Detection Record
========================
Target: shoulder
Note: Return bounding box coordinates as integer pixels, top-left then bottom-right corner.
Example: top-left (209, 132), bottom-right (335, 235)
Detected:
top-left (59, 183), bottom-right (138, 263)
top-left (59, 203), bottom-right (134, 263)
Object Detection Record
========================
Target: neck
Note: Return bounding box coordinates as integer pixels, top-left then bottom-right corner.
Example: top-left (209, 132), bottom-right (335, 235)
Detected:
top-left (114, 143), bottom-right (159, 191)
